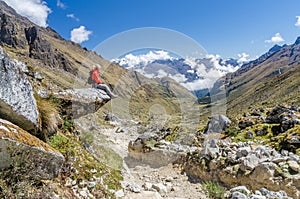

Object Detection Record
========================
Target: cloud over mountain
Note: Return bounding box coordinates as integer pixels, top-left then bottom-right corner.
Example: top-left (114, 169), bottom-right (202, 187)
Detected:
top-left (3, 0), bottom-right (51, 27)
top-left (113, 50), bottom-right (245, 92)
top-left (265, 33), bottom-right (285, 44)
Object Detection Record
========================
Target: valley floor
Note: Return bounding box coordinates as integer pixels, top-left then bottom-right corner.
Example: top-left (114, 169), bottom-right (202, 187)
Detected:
top-left (77, 116), bottom-right (208, 199)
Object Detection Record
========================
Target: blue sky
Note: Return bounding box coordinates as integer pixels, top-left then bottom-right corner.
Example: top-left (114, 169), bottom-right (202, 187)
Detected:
top-left (4, 0), bottom-right (300, 60)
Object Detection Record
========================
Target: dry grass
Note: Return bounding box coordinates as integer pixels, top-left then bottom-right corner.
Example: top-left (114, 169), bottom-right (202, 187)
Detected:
top-left (36, 96), bottom-right (61, 141)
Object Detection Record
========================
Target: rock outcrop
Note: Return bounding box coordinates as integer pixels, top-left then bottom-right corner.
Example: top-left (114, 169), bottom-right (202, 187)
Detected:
top-left (25, 26), bottom-right (53, 59)
top-left (0, 13), bottom-right (18, 47)
top-left (0, 47), bottom-right (39, 132)
top-left (0, 119), bottom-right (64, 180)
top-left (183, 140), bottom-right (300, 198)
top-left (205, 114), bottom-right (231, 134)
top-left (54, 88), bottom-right (111, 118)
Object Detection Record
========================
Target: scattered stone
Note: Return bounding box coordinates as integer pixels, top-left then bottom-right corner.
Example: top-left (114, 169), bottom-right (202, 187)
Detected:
top-left (255, 130), bottom-right (267, 137)
top-left (65, 178), bottom-right (73, 187)
top-left (230, 186), bottom-right (250, 195)
top-left (287, 160), bottom-right (299, 172)
top-left (88, 181), bottom-right (96, 188)
top-left (239, 121), bottom-right (254, 130)
top-left (142, 182), bottom-right (153, 191)
top-left (152, 183), bottom-right (168, 194)
top-left (115, 189), bottom-right (125, 198)
top-left (127, 184), bottom-right (142, 193)
top-left (249, 194), bottom-right (266, 199)
top-left (245, 131), bottom-right (254, 139)
top-left (165, 176), bottom-right (174, 182)
top-left (254, 190), bottom-right (262, 195)
top-left (237, 147), bottom-right (251, 158)
top-left (231, 191), bottom-right (248, 199)
top-left (90, 168), bottom-right (97, 173)
top-left (240, 154), bottom-right (260, 171)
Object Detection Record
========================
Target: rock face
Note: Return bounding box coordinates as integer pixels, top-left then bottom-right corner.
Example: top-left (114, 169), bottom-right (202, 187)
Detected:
top-left (0, 13), bottom-right (18, 47)
top-left (205, 114), bottom-right (231, 133)
top-left (54, 88), bottom-right (111, 118)
top-left (0, 47), bottom-right (39, 132)
top-left (0, 119), bottom-right (64, 180)
top-left (25, 26), bottom-right (53, 60)
top-left (24, 26), bottom-right (73, 73)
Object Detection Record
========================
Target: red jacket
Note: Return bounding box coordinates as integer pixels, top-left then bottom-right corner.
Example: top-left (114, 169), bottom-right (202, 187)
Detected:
top-left (91, 68), bottom-right (102, 84)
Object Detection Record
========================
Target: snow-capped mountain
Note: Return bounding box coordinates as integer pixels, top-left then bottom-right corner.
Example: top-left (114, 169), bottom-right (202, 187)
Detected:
top-left (112, 50), bottom-right (249, 97)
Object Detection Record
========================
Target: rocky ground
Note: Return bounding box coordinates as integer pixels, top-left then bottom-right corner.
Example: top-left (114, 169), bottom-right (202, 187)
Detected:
top-left (80, 104), bottom-right (300, 199)
top-left (76, 114), bottom-right (208, 199)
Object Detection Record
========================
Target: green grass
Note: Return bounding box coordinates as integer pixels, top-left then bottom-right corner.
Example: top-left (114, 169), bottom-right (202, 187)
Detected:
top-left (203, 181), bottom-right (226, 199)
top-left (47, 132), bottom-right (123, 198)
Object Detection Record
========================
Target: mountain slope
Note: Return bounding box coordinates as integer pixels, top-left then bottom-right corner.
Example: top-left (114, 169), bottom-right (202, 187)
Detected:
top-left (0, 1), bottom-right (196, 126)
top-left (211, 37), bottom-right (300, 117)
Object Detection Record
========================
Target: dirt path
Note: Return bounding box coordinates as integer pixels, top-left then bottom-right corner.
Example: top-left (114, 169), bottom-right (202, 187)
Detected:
top-left (98, 123), bottom-right (208, 199)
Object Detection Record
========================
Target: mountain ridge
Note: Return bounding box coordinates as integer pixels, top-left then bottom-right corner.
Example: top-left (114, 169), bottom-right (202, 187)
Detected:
top-left (210, 36), bottom-right (300, 117)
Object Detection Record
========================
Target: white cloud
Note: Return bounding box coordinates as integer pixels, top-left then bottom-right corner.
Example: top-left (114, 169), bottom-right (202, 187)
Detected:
top-left (295, 16), bottom-right (300, 27)
top-left (67, 13), bottom-right (79, 21)
top-left (112, 50), bottom-right (172, 69)
top-left (114, 51), bottom-right (240, 91)
top-left (57, 0), bottom-right (66, 9)
top-left (237, 53), bottom-right (250, 64)
top-left (265, 33), bottom-right (285, 44)
top-left (3, 0), bottom-right (51, 27)
top-left (70, 26), bottom-right (92, 44)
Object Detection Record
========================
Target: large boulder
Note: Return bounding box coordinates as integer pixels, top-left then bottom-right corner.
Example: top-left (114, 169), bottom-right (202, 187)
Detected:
top-left (0, 47), bottom-right (39, 132)
top-left (205, 114), bottom-right (231, 134)
top-left (0, 119), bottom-right (64, 180)
top-left (54, 88), bottom-right (111, 118)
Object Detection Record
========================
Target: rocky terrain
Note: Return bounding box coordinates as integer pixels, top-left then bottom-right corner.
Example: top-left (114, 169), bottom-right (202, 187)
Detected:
top-left (0, 1), bottom-right (299, 199)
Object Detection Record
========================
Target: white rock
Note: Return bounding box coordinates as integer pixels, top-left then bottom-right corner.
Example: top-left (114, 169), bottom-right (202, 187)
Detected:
top-left (152, 183), bottom-right (167, 194)
top-left (288, 160), bottom-right (299, 172)
top-left (142, 182), bottom-right (153, 191)
top-left (127, 184), bottom-right (142, 193)
top-left (88, 181), bottom-right (96, 188)
top-left (90, 168), bottom-right (97, 173)
top-left (249, 194), bottom-right (266, 199)
top-left (115, 189), bottom-right (125, 198)
top-left (231, 191), bottom-right (248, 199)
top-left (230, 186), bottom-right (250, 195)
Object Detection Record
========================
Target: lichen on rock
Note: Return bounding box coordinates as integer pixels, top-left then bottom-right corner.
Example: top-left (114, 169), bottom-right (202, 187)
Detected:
top-left (0, 47), bottom-right (39, 132)
top-left (0, 119), bottom-right (64, 180)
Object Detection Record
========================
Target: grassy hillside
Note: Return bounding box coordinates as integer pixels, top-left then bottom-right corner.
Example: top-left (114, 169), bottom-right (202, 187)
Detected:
top-left (209, 40), bottom-right (300, 118)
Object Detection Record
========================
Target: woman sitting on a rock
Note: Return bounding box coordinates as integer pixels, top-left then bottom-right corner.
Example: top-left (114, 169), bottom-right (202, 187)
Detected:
top-left (91, 65), bottom-right (117, 98)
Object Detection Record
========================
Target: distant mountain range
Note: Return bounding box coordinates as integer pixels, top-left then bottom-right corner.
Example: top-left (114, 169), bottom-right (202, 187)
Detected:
top-left (113, 51), bottom-right (248, 97)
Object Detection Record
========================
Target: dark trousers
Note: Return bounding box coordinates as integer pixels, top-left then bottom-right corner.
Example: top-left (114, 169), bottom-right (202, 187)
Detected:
top-left (95, 84), bottom-right (116, 98)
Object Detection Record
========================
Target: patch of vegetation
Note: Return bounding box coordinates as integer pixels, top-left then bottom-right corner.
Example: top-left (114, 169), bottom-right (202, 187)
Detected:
top-left (225, 126), bottom-right (240, 137)
top-left (0, 159), bottom-right (55, 199)
top-left (47, 132), bottom-right (123, 198)
top-left (164, 126), bottom-right (180, 142)
top-left (203, 181), bottom-right (226, 199)
top-left (92, 144), bottom-right (124, 171)
top-left (35, 94), bottom-right (60, 141)
top-left (61, 115), bottom-right (75, 132)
